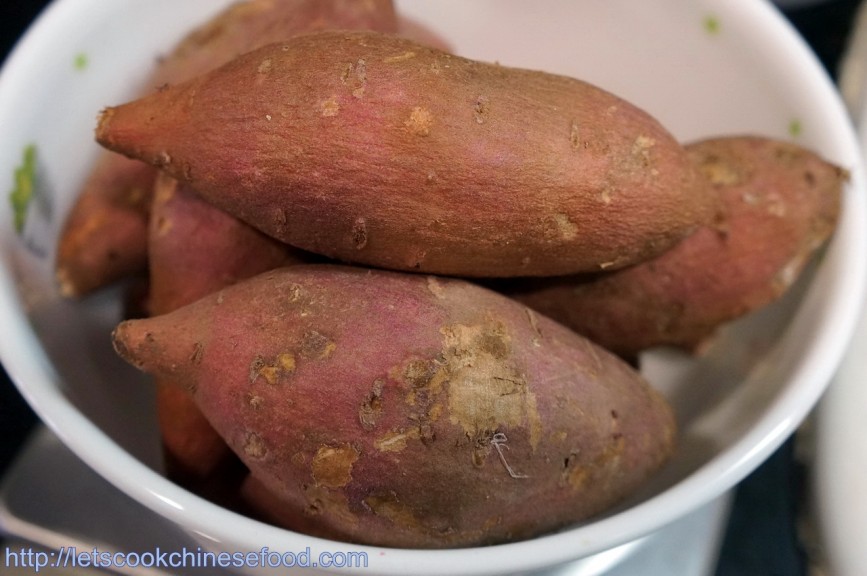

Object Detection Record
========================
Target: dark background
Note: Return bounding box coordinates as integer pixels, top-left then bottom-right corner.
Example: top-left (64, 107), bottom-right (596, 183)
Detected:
top-left (0, 1), bottom-right (863, 574)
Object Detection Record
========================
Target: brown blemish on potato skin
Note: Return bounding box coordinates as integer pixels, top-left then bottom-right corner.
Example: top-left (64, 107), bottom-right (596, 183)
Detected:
top-left (249, 352), bottom-right (296, 385)
top-left (440, 322), bottom-right (543, 450)
top-left (376, 357), bottom-right (449, 449)
top-left (374, 428), bottom-right (420, 452)
top-left (403, 358), bottom-right (440, 388)
top-left (471, 446), bottom-right (486, 467)
top-left (632, 135), bottom-right (656, 163)
top-left (312, 444), bottom-right (360, 488)
top-left (383, 51), bottom-right (416, 63)
top-left (405, 106), bottom-right (433, 136)
top-left (273, 207), bottom-right (289, 229)
top-left (341, 59), bottom-right (367, 98)
top-left (249, 355), bottom-right (266, 383)
top-left (247, 393), bottom-right (264, 409)
top-left (564, 460), bottom-right (589, 491)
top-left (473, 96), bottom-right (490, 124)
top-left (525, 308), bottom-right (543, 347)
top-left (569, 121), bottom-right (582, 151)
top-left (697, 154), bottom-right (745, 186)
top-left (561, 434), bottom-right (626, 492)
top-left (257, 57), bottom-right (273, 75)
top-left (359, 379), bottom-right (384, 431)
top-left (189, 342), bottom-right (204, 365)
top-left (300, 330), bottom-right (336, 359)
top-left (426, 276), bottom-right (445, 299)
top-left (258, 364), bottom-right (281, 384)
top-left (351, 217), bottom-right (368, 249)
top-left (243, 432), bottom-right (267, 459)
top-left (382, 325), bottom-right (545, 469)
top-left (320, 96), bottom-right (340, 117)
top-left (286, 283), bottom-right (303, 302)
top-left (395, 358), bottom-right (450, 416)
top-left (554, 213), bottom-right (578, 240)
top-left (765, 193), bottom-right (787, 218)
top-left (302, 484), bottom-right (359, 528)
top-left (364, 491), bottom-right (421, 530)
top-left (277, 352), bottom-right (296, 371)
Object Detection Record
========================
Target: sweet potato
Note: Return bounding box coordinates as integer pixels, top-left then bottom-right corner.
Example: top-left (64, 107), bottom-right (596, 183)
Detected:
top-left (149, 172), bottom-right (305, 482)
top-left (506, 136), bottom-right (844, 356)
top-left (112, 264), bottom-right (675, 548)
top-left (56, 155), bottom-right (155, 298)
top-left (56, 0), bottom-right (401, 298)
top-left (96, 30), bottom-right (715, 278)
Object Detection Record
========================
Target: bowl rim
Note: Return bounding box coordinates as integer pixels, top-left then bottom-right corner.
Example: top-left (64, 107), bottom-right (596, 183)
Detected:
top-left (1, 0), bottom-right (865, 574)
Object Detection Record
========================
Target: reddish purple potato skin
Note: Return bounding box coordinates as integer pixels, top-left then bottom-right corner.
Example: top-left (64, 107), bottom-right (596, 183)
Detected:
top-left (56, 0), bottom-right (401, 298)
top-left (113, 265), bottom-right (676, 548)
top-left (96, 30), bottom-right (714, 278)
top-left (508, 136), bottom-right (844, 357)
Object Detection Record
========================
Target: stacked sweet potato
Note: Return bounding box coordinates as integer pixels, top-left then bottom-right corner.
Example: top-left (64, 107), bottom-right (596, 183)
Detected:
top-left (59, 0), bottom-right (845, 549)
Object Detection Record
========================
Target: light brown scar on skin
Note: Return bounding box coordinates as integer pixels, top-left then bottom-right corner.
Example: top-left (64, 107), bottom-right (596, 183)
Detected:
top-left (359, 379), bottom-right (384, 431)
top-left (474, 96), bottom-right (490, 124)
top-left (631, 135), bottom-right (656, 168)
top-left (302, 484), bottom-right (359, 527)
top-left (243, 432), bottom-right (267, 459)
top-left (189, 342), bottom-right (204, 365)
top-left (341, 59), bottom-right (367, 99)
top-left (257, 58), bottom-right (273, 75)
top-left (247, 393), bottom-right (265, 409)
top-left (249, 353), bottom-right (296, 385)
top-left (312, 444), bottom-right (359, 488)
top-left (441, 323), bottom-right (542, 450)
top-left (699, 158), bottom-right (743, 186)
top-left (570, 121), bottom-right (581, 150)
top-left (553, 213), bottom-right (578, 240)
top-left (405, 106), bottom-right (434, 136)
top-left (525, 308), bottom-right (543, 347)
top-left (384, 51), bottom-right (416, 63)
top-left (352, 217), bottom-right (368, 249)
top-left (427, 276), bottom-right (446, 299)
top-left (301, 331), bottom-right (336, 360)
top-left (375, 429), bottom-right (420, 452)
top-left (287, 283), bottom-right (304, 303)
top-left (364, 493), bottom-right (420, 530)
top-left (320, 96), bottom-right (340, 117)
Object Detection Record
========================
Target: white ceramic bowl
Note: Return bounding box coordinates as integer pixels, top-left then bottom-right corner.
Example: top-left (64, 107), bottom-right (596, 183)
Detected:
top-left (0, 1), bottom-right (864, 575)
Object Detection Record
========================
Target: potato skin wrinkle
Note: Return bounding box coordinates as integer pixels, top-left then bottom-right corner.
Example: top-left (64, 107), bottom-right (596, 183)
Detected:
top-left (96, 30), bottom-right (715, 278)
top-left (112, 265), bottom-right (676, 548)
